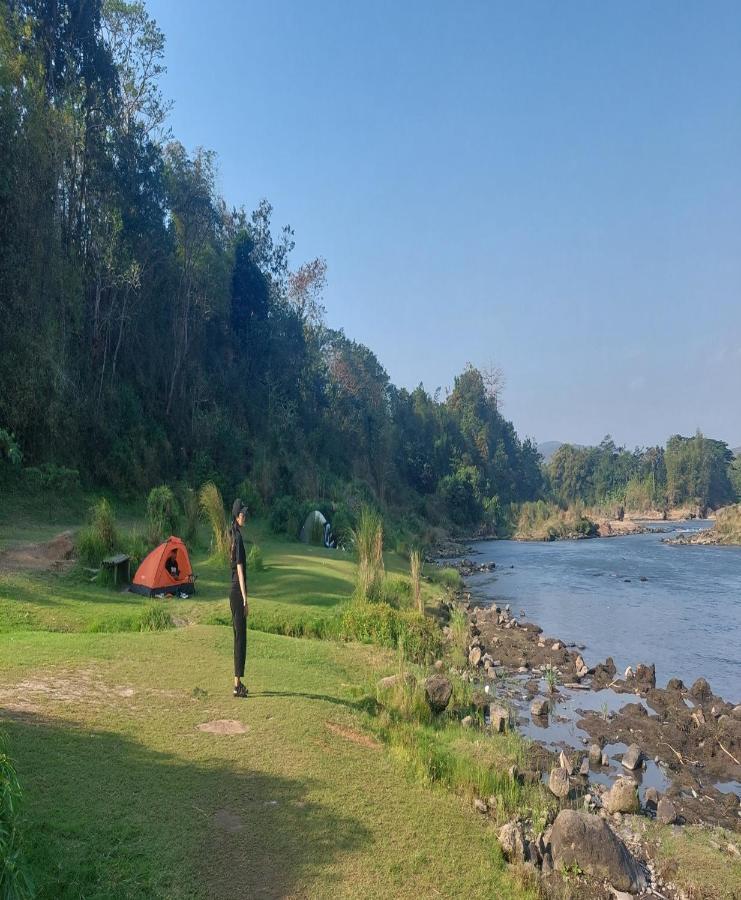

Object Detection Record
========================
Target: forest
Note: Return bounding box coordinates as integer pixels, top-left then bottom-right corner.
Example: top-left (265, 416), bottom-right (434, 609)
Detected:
top-left (1, 0), bottom-right (738, 540)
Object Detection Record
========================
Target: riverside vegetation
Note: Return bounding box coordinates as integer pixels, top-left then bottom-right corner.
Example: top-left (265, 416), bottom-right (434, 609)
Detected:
top-left (1, 490), bottom-right (738, 899)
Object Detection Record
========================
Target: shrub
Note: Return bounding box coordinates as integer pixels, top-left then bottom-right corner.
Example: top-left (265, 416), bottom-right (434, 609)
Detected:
top-left (236, 478), bottom-right (264, 518)
top-left (269, 495), bottom-right (304, 538)
top-left (247, 544), bottom-right (265, 573)
top-left (76, 498), bottom-right (118, 566)
top-left (428, 567), bottom-right (462, 591)
top-left (340, 601), bottom-right (442, 663)
top-left (146, 485), bottom-right (180, 545)
top-left (199, 482), bottom-right (229, 562)
top-left (23, 463), bottom-right (80, 494)
top-left (380, 574), bottom-right (411, 608)
top-left (0, 737), bottom-right (34, 899)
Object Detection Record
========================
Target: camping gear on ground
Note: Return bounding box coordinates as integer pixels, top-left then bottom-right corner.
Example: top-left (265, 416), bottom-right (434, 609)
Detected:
top-left (129, 536), bottom-right (196, 597)
top-left (299, 510), bottom-right (336, 547)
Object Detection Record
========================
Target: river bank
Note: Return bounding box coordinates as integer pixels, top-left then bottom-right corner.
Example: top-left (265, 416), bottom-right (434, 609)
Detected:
top-left (440, 556), bottom-right (741, 833)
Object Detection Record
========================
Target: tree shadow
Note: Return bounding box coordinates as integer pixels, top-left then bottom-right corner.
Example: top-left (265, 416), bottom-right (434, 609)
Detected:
top-left (1, 708), bottom-right (369, 899)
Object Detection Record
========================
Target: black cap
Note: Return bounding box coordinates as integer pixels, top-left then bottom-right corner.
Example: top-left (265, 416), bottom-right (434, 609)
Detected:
top-left (232, 498), bottom-right (248, 519)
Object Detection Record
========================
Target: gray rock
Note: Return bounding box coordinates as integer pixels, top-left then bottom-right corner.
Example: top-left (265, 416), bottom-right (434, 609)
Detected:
top-left (489, 704), bottom-right (508, 733)
top-left (549, 810), bottom-right (647, 893)
top-left (530, 698), bottom-right (549, 717)
top-left (377, 673), bottom-right (416, 692)
top-left (634, 663), bottom-right (656, 688)
top-left (498, 821), bottom-right (526, 863)
top-left (732, 705), bottom-right (741, 721)
top-left (549, 766), bottom-right (571, 798)
top-left (424, 675), bottom-right (453, 713)
top-left (603, 778), bottom-right (640, 814)
top-left (666, 677), bottom-right (684, 691)
top-left (433, 659), bottom-right (444, 671)
top-left (601, 751), bottom-right (610, 767)
top-left (559, 750), bottom-right (575, 776)
top-left (656, 797), bottom-right (677, 825)
top-left (468, 646), bottom-right (482, 667)
top-left (575, 654), bottom-right (589, 678)
top-left (461, 715), bottom-right (473, 728)
top-left (589, 744), bottom-right (603, 766)
top-left (473, 797), bottom-right (488, 814)
top-left (692, 707), bottom-right (706, 727)
top-left (690, 677), bottom-right (712, 702)
top-left (579, 757), bottom-right (590, 777)
top-left (644, 787), bottom-right (659, 808)
top-left (621, 743), bottom-right (643, 770)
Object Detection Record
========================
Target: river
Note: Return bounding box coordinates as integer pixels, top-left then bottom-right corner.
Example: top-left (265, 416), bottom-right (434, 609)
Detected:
top-left (466, 521), bottom-right (741, 704)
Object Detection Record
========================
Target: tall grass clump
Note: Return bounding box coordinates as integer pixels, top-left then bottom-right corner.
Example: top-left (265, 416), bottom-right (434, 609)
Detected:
top-left (409, 548), bottom-right (423, 613)
top-left (76, 498), bottom-right (119, 566)
top-left (352, 507), bottom-right (385, 602)
top-left (0, 737), bottom-right (34, 899)
top-left (146, 485), bottom-right (180, 545)
top-left (199, 482), bottom-right (229, 562)
top-left (138, 603), bottom-right (174, 632)
top-left (247, 544), bottom-right (265, 573)
top-left (448, 607), bottom-right (469, 668)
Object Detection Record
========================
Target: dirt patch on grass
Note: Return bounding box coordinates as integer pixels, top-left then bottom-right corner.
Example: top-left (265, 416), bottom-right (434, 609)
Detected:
top-left (0, 530), bottom-right (75, 573)
top-left (197, 719), bottom-right (249, 735)
top-left (325, 721), bottom-right (380, 750)
top-left (0, 668), bottom-right (137, 710)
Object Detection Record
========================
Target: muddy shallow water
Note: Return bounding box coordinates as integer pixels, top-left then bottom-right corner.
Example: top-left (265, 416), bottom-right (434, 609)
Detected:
top-left (466, 521), bottom-right (741, 702)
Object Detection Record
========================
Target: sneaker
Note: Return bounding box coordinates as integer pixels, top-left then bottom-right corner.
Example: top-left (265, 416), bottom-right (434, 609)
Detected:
top-left (233, 682), bottom-right (249, 698)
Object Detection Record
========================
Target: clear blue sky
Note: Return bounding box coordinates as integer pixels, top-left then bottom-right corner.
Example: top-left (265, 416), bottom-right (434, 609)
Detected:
top-left (147, 0), bottom-right (741, 449)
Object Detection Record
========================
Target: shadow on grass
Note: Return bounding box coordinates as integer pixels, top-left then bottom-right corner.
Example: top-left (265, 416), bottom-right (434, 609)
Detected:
top-left (248, 689), bottom-right (378, 715)
top-left (2, 709), bottom-right (369, 899)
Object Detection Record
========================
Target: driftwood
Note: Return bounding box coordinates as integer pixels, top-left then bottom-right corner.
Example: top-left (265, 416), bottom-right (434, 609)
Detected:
top-left (718, 740), bottom-right (740, 767)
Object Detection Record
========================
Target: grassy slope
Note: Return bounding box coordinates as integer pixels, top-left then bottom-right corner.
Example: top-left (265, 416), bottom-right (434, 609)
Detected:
top-left (0, 508), bottom-right (532, 899)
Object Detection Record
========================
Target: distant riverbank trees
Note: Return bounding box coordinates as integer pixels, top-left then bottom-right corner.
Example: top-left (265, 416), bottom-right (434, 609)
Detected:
top-left (0, 0), bottom-right (543, 538)
top-left (546, 432), bottom-right (738, 513)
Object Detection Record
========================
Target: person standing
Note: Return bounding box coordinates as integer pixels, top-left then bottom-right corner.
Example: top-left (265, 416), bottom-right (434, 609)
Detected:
top-left (229, 499), bottom-right (249, 697)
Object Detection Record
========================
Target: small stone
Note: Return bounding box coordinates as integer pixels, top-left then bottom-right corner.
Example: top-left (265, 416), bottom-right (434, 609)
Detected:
top-left (488, 704), bottom-right (509, 733)
top-left (468, 646), bottom-right (482, 667)
top-left (644, 787), bottom-right (659, 808)
top-left (551, 641), bottom-right (563, 651)
top-left (498, 821), bottom-right (526, 863)
top-left (603, 778), bottom-right (640, 814)
top-left (621, 744), bottom-right (643, 770)
top-left (461, 715), bottom-right (473, 728)
top-left (473, 797), bottom-right (488, 814)
top-left (377, 673), bottom-right (417, 692)
top-left (559, 750), bottom-right (575, 776)
top-left (549, 766), bottom-right (571, 798)
top-left (433, 659), bottom-right (444, 671)
top-left (656, 797), bottom-right (677, 825)
top-left (575, 654), bottom-right (589, 678)
top-left (579, 757), bottom-right (590, 777)
top-left (530, 698), bottom-right (549, 717)
top-left (601, 751), bottom-right (610, 767)
top-left (589, 744), bottom-right (603, 766)
top-left (732, 705), bottom-right (741, 721)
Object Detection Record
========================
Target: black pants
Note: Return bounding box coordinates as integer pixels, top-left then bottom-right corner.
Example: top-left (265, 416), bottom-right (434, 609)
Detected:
top-left (229, 581), bottom-right (247, 678)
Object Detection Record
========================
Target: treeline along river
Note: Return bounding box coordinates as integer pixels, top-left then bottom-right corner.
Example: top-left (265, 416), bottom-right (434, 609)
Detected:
top-left (467, 521), bottom-right (741, 703)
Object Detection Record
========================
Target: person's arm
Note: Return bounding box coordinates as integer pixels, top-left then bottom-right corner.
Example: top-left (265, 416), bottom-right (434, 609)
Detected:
top-left (237, 563), bottom-right (248, 611)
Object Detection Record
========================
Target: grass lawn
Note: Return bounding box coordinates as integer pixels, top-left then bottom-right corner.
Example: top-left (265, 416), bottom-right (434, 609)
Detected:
top-left (0, 505), bottom-right (534, 898)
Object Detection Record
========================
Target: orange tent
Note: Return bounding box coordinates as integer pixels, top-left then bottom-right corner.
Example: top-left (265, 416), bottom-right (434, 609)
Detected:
top-left (129, 537), bottom-right (196, 597)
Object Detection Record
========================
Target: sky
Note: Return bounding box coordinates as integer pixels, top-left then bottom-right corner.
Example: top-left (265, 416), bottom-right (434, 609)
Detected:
top-left (147, 0), bottom-right (741, 449)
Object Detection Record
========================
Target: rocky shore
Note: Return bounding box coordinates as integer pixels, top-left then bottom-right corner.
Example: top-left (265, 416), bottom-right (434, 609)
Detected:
top-left (434, 557), bottom-right (740, 897)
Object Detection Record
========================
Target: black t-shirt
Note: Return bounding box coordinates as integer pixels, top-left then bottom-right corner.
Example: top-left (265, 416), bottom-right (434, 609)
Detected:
top-left (231, 528), bottom-right (246, 582)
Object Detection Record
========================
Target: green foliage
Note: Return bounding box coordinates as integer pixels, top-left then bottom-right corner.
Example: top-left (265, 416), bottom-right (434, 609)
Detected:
top-left (138, 603), bottom-right (174, 632)
top-left (409, 549), bottom-right (423, 613)
top-left (76, 499), bottom-right (119, 566)
top-left (198, 483), bottom-right (229, 562)
top-left (447, 607), bottom-right (469, 668)
top-left (236, 478), bottom-right (264, 518)
top-left (0, 737), bottom-right (34, 900)
top-left (22, 463), bottom-right (80, 494)
top-left (665, 432), bottom-right (735, 509)
top-left (269, 495), bottom-right (305, 538)
top-left (146, 485), bottom-right (180, 545)
top-left (340, 601), bottom-right (442, 663)
top-left (428, 567), bottom-right (463, 591)
top-left (0, 429), bottom-right (22, 468)
top-left (247, 544), bottom-right (265, 572)
top-left (514, 500), bottom-right (597, 541)
top-left (180, 487), bottom-right (200, 548)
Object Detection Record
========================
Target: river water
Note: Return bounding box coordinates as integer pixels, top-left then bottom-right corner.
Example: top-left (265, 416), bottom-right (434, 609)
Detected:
top-left (466, 521), bottom-right (741, 704)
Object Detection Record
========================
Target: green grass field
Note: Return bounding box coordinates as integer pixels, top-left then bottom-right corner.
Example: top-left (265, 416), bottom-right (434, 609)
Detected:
top-left (0, 504), bottom-right (535, 899)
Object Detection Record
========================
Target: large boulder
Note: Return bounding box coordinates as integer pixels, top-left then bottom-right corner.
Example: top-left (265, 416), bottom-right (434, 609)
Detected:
top-left (656, 797), bottom-right (677, 825)
top-left (634, 663), bottom-right (656, 688)
top-left (550, 810), bottom-right (646, 893)
top-left (621, 744), bottom-right (643, 770)
top-left (690, 677), bottom-right (712, 703)
top-left (488, 704), bottom-right (509, 733)
top-left (498, 821), bottom-right (526, 863)
top-left (603, 778), bottom-right (640, 814)
top-left (424, 675), bottom-right (453, 713)
top-left (530, 698), bottom-right (549, 717)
